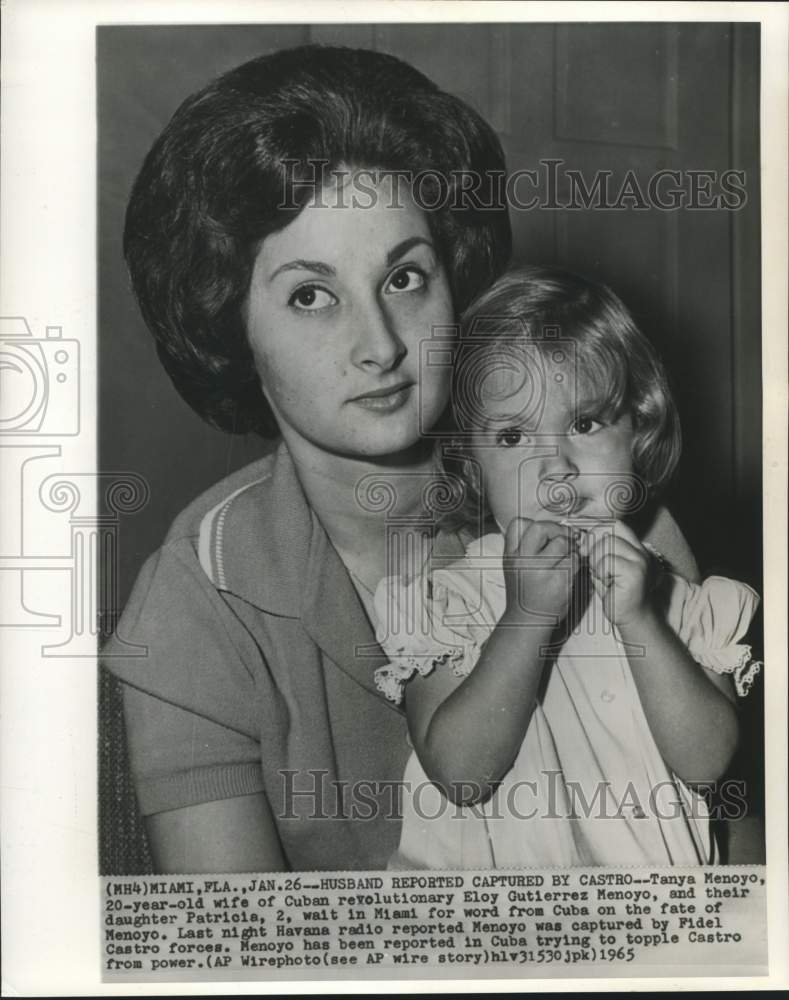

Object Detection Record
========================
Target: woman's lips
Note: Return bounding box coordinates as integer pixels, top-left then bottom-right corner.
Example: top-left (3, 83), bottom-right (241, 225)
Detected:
top-left (349, 382), bottom-right (414, 412)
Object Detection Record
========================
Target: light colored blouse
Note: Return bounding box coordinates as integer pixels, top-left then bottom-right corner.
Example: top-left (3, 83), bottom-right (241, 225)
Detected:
top-left (373, 532), bottom-right (760, 869)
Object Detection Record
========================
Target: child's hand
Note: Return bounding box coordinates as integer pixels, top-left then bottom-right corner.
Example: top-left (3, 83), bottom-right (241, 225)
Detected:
top-left (582, 520), bottom-right (656, 627)
top-left (502, 517), bottom-right (580, 624)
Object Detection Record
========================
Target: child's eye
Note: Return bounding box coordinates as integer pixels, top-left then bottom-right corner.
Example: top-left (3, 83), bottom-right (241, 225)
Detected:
top-left (570, 415), bottom-right (603, 435)
top-left (385, 266), bottom-right (426, 295)
top-left (288, 285), bottom-right (338, 312)
top-left (495, 427), bottom-right (527, 447)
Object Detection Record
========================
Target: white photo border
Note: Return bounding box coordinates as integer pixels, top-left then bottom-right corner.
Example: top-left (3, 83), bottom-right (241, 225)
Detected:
top-left (1, 0), bottom-right (787, 994)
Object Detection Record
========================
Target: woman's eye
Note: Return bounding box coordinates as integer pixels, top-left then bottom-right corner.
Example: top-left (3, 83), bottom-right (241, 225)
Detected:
top-left (571, 415), bottom-right (603, 435)
top-left (495, 427), bottom-right (526, 447)
top-left (385, 266), bottom-right (425, 294)
top-left (288, 285), bottom-right (337, 312)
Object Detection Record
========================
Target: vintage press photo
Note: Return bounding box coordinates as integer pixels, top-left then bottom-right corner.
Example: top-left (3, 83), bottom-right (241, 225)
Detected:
top-left (2, 1), bottom-right (788, 994)
top-left (96, 14), bottom-right (772, 981)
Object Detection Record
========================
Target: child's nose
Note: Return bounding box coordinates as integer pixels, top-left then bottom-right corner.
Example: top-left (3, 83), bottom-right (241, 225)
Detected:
top-left (537, 457), bottom-right (580, 516)
top-left (543, 446), bottom-right (579, 479)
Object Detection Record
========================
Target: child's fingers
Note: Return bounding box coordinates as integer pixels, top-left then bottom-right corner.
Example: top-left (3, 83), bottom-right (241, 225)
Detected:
top-left (563, 547), bottom-right (582, 580)
top-left (585, 527), bottom-right (610, 573)
top-left (588, 570), bottom-right (607, 600)
top-left (574, 528), bottom-right (593, 560)
top-left (589, 550), bottom-right (622, 585)
top-left (540, 533), bottom-right (575, 566)
top-left (587, 531), bottom-right (630, 581)
top-left (585, 524), bottom-right (644, 568)
top-left (519, 518), bottom-right (574, 557)
top-left (504, 516), bottom-right (533, 555)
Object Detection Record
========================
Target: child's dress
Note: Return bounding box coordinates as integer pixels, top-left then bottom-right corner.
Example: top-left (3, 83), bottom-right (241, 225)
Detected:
top-left (372, 532), bottom-right (760, 869)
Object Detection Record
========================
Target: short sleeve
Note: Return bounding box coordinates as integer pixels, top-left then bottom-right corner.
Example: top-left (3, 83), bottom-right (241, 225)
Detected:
top-left (118, 688), bottom-right (266, 815)
top-left (103, 542), bottom-right (265, 815)
top-left (372, 532), bottom-right (507, 704)
top-left (659, 573), bottom-right (762, 696)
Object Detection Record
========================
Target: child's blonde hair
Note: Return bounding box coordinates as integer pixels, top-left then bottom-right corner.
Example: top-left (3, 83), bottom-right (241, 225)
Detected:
top-left (439, 265), bottom-right (682, 528)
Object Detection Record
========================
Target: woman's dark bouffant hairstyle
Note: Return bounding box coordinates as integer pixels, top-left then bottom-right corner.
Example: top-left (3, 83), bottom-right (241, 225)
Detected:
top-left (124, 45), bottom-right (512, 436)
top-left (441, 266), bottom-right (682, 528)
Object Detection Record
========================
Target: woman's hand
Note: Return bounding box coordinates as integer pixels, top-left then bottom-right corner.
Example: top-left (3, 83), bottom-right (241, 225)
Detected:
top-left (583, 519), bottom-right (656, 627)
top-left (502, 517), bottom-right (580, 625)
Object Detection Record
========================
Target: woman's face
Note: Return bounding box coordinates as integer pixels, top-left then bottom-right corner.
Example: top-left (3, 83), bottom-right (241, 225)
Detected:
top-left (245, 174), bottom-right (454, 460)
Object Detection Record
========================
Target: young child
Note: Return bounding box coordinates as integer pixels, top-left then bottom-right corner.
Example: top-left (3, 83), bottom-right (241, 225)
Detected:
top-left (373, 266), bottom-right (760, 869)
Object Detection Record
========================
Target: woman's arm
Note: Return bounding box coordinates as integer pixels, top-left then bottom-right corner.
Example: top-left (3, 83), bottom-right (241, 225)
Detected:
top-left (146, 793), bottom-right (287, 873)
top-left (587, 521), bottom-right (739, 785)
top-left (118, 679), bottom-right (277, 873)
top-left (107, 543), bottom-right (284, 875)
top-left (406, 518), bottom-right (578, 805)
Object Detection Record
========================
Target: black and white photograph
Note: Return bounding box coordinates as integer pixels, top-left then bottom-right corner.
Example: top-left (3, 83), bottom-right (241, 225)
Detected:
top-left (1, 1), bottom-right (787, 994)
top-left (100, 19), bottom-right (765, 869)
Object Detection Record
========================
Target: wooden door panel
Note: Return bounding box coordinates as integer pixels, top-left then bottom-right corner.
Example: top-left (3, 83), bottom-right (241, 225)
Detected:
top-left (555, 23), bottom-right (680, 149)
top-left (371, 23), bottom-right (513, 132)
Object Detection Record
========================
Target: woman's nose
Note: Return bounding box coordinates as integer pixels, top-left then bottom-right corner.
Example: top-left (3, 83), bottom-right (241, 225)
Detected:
top-left (350, 299), bottom-right (406, 371)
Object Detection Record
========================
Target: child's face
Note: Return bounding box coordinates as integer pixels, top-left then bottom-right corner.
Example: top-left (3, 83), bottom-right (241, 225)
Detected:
top-left (469, 358), bottom-right (637, 531)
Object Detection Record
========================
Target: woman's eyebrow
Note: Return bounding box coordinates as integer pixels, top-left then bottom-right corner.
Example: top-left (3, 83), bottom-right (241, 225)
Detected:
top-left (268, 259), bottom-right (335, 281)
top-left (266, 237), bottom-right (433, 282)
top-left (386, 236), bottom-right (435, 265)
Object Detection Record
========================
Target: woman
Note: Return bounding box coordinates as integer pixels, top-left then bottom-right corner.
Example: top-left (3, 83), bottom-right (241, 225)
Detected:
top-left (105, 44), bottom-right (698, 873)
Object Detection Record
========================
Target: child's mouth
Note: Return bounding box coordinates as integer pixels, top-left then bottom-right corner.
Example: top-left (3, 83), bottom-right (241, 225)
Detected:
top-left (558, 512), bottom-right (613, 540)
top-left (549, 495), bottom-right (590, 517)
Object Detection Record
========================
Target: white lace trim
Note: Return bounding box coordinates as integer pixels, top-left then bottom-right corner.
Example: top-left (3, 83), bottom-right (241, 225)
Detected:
top-left (373, 645), bottom-right (477, 705)
top-left (733, 654), bottom-right (762, 697)
top-left (687, 640), bottom-right (762, 697)
top-left (373, 534), bottom-right (762, 703)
